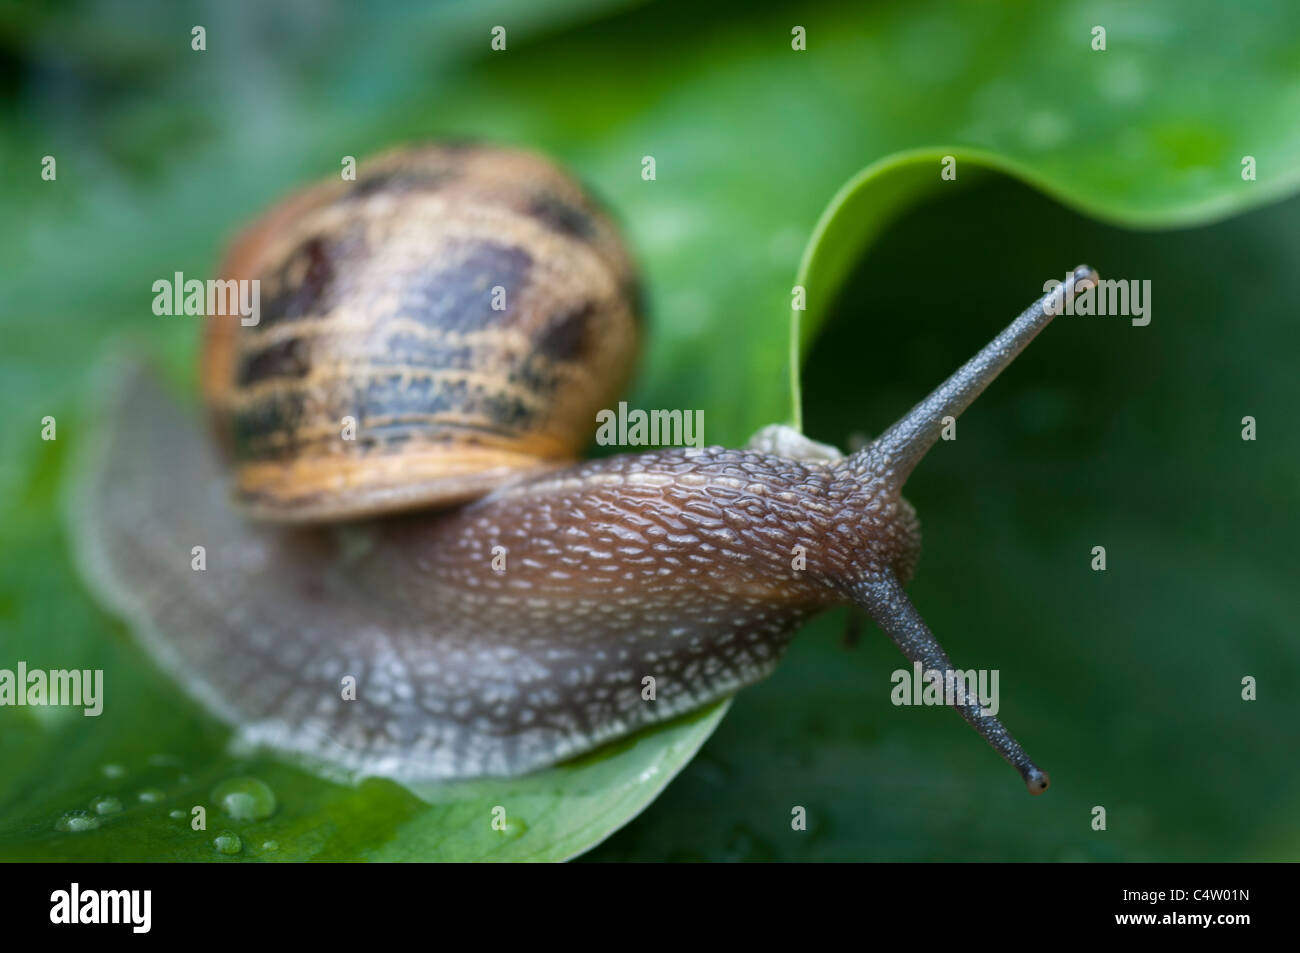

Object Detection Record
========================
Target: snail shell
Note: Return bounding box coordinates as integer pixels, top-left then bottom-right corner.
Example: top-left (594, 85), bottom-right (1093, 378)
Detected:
top-left (202, 144), bottom-right (642, 522)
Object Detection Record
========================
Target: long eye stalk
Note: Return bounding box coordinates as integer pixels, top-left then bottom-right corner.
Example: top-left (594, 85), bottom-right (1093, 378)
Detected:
top-left (853, 572), bottom-right (1050, 794)
top-left (847, 268), bottom-right (1098, 793)
top-left (866, 265), bottom-right (1097, 492)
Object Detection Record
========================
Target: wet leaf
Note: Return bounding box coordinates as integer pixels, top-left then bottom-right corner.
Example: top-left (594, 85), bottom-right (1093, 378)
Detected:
top-left (2, 0), bottom-right (1297, 860)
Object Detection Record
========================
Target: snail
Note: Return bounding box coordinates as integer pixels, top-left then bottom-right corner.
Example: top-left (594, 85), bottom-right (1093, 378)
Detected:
top-left (72, 142), bottom-right (1097, 793)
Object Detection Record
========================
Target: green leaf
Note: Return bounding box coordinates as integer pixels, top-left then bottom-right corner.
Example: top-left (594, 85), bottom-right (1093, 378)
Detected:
top-left (3, 0), bottom-right (1299, 861)
top-left (0, 652), bottom-right (728, 861)
top-left (787, 144), bottom-right (1300, 423)
top-left (588, 170), bottom-right (1300, 862)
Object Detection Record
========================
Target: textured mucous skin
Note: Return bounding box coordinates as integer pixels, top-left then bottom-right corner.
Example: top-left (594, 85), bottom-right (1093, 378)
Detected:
top-left (372, 446), bottom-right (920, 775)
top-left (74, 371), bottom-right (918, 782)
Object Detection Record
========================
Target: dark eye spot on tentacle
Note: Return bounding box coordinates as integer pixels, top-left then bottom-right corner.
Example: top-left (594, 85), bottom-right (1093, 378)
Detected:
top-left (528, 192), bottom-right (597, 241)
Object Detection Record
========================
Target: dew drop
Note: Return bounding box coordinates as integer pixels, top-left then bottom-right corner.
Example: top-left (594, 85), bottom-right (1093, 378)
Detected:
top-left (90, 795), bottom-right (123, 816)
top-left (169, 809), bottom-right (186, 820)
top-left (213, 831), bottom-right (242, 855)
top-left (137, 788), bottom-right (165, 804)
top-left (261, 840), bottom-right (279, 852)
top-left (212, 776), bottom-right (277, 821)
top-left (56, 810), bottom-right (101, 833)
top-left (101, 764), bottom-right (126, 779)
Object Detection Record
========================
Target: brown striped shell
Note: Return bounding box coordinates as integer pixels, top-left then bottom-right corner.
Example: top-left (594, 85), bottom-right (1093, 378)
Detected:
top-left (202, 144), bottom-right (643, 522)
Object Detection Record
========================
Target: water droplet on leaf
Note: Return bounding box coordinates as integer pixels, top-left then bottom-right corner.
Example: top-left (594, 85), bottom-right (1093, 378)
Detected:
top-left (56, 810), bottom-right (101, 832)
top-left (213, 831), bottom-right (242, 855)
top-left (212, 776), bottom-right (277, 821)
top-left (90, 795), bottom-right (123, 815)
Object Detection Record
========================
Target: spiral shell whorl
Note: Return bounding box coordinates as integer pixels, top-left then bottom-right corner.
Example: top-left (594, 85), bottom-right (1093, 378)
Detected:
top-left (203, 144), bottom-right (642, 522)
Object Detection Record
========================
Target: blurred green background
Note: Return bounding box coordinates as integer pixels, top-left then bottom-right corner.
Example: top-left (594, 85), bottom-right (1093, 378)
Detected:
top-left (0, 0), bottom-right (1296, 860)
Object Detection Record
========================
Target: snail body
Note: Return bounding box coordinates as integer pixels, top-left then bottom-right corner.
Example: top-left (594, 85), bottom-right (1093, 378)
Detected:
top-left (74, 144), bottom-right (1097, 792)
